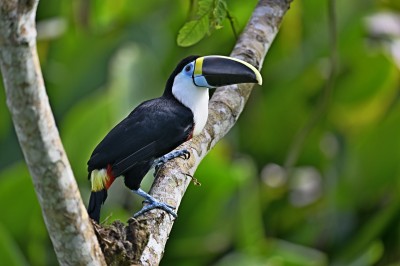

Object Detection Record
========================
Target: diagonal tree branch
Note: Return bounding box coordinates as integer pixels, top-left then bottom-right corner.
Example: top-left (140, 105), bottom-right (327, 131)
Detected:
top-left (93, 0), bottom-right (293, 265)
top-left (0, 1), bottom-right (105, 265)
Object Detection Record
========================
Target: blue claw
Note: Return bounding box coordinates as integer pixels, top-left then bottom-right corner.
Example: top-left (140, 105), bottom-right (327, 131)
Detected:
top-left (153, 149), bottom-right (190, 177)
top-left (132, 188), bottom-right (177, 218)
top-left (153, 149), bottom-right (190, 168)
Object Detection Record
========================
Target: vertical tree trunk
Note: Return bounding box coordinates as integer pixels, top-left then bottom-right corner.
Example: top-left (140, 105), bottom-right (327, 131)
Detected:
top-left (0, 1), bottom-right (105, 265)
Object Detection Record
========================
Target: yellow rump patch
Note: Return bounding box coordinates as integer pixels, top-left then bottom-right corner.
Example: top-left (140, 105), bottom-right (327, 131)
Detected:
top-left (90, 169), bottom-right (109, 192)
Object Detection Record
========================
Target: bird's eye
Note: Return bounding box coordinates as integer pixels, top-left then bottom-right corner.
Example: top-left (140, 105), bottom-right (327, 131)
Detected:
top-left (184, 65), bottom-right (192, 72)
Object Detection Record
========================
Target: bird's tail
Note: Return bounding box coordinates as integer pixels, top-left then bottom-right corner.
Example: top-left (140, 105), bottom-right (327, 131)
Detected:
top-left (88, 189), bottom-right (108, 223)
top-left (87, 166), bottom-right (115, 223)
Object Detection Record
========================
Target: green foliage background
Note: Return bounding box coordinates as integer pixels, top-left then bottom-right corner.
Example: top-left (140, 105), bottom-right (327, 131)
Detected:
top-left (1, 0), bottom-right (400, 265)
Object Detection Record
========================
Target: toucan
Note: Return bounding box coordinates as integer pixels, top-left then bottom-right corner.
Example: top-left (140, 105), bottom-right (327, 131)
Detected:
top-left (87, 55), bottom-right (262, 223)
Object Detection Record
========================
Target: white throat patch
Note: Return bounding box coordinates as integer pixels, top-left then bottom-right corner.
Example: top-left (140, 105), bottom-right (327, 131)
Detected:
top-left (172, 72), bottom-right (209, 136)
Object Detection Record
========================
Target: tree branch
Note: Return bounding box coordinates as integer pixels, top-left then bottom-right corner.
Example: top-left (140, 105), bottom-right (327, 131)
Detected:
top-left (93, 0), bottom-right (293, 265)
top-left (0, 1), bottom-right (105, 265)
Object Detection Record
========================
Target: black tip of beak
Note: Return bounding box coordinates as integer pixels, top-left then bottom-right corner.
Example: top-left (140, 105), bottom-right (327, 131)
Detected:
top-left (200, 56), bottom-right (262, 87)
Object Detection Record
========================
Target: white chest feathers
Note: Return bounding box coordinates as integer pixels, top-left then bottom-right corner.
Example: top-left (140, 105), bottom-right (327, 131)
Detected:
top-left (172, 72), bottom-right (209, 136)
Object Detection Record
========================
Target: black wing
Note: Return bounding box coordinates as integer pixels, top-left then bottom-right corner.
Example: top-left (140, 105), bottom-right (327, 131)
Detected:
top-left (87, 97), bottom-right (193, 176)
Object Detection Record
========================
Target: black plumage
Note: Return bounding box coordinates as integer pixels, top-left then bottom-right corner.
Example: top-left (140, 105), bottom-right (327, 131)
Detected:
top-left (87, 97), bottom-right (194, 188)
top-left (87, 56), bottom-right (198, 222)
top-left (86, 54), bottom-right (262, 222)
top-left (87, 190), bottom-right (107, 223)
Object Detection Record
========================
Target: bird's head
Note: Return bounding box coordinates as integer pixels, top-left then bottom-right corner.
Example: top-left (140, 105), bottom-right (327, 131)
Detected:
top-left (164, 55), bottom-right (262, 99)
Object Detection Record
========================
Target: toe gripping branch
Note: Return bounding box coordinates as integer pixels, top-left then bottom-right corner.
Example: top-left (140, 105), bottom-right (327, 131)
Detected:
top-left (132, 188), bottom-right (177, 218)
top-left (153, 149), bottom-right (190, 168)
top-left (153, 149), bottom-right (190, 176)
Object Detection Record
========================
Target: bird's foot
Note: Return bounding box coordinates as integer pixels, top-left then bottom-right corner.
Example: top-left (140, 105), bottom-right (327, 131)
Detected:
top-left (153, 149), bottom-right (190, 167)
top-left (132, 188), bottom-right (177, 218)
top-left (153, 149), bottom-right (190, 175)
top-left (142, 199), bottom-right (175, 209)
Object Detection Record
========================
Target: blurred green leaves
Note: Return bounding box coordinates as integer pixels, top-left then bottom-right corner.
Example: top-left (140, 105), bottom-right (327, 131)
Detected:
top-left (177, 0), bottom-right (230, 47)
top-left (1, 0), bottom-right (400, 265)
top-left (0, 163), bottom-right (50, 265)
top-left (178, 16), bottom-right (209, 47)
top-left (0, 223), bottom-right (28, 266)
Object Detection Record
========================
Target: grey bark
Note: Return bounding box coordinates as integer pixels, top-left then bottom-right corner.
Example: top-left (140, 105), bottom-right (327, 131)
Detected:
top-left (0, 1), bottom-right (106, 265)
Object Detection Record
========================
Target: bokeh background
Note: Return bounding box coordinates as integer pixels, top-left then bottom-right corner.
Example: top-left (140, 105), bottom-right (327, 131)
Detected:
top-left (1, 0), bottom-right (400, 265)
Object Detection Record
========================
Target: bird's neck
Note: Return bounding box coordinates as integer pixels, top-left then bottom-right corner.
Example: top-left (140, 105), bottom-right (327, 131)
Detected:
top-left (171, 77), bottom-right (209, 136)
top-left (186, 87), bottom-right (209, 136)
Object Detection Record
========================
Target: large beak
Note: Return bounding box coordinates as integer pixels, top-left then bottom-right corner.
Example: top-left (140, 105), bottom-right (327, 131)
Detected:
top-left (193, 55), bottom-right (262, 88)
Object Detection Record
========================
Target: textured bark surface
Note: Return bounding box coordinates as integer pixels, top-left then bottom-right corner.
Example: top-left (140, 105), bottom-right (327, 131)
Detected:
top-left (94, 0), bottom-right (293, 265)
top-left (0, 1), bottom-right (105, 265)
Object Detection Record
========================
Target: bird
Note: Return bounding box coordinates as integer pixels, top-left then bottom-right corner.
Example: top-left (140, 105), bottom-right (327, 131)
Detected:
top-left (87, 55), bottom-right (262, 223)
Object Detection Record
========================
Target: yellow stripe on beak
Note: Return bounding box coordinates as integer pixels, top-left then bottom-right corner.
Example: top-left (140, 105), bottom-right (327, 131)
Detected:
top-left (194, 57), bottom-right (204, 76)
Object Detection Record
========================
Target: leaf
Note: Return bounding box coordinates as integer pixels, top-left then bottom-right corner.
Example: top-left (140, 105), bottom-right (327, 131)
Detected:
top-left (177, 16), bottom-right (209, 47)
top-left (197, 0), bottom-right (214, 17)
top-left (176, 0), bottom-right (230, 46)
top-left (211, 0), bottom-right (227, 29)
top-left (177, 0), bottom-right (230, 47)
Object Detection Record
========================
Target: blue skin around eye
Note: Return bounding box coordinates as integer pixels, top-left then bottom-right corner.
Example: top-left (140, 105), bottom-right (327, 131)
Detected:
top-left (184, 62), bottom-right (195, 77)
